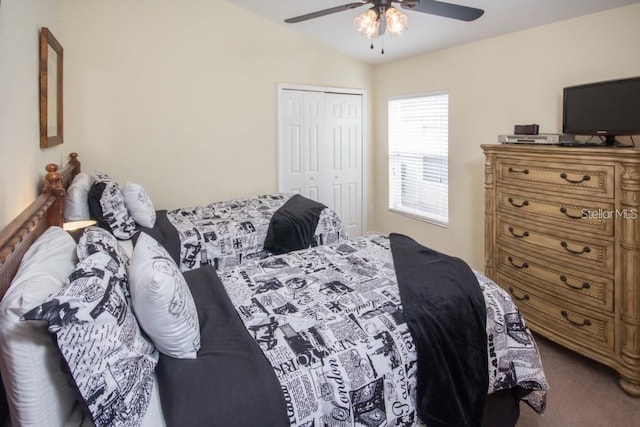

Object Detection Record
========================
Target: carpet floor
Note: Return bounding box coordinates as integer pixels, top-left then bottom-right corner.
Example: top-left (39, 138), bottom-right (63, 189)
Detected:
top-left (516, 334), bottom-right (640, 426)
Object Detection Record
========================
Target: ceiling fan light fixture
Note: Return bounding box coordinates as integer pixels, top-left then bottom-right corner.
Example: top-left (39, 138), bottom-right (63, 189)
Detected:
top-left (354, 8), bottom-right (380, 39)
top-left (385, 7), bottom-right (408, 36)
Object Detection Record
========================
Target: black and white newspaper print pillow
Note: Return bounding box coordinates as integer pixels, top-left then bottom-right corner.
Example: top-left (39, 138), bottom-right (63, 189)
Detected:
top-left (91, 173), bottom-right (137, 240)
top-left (77, 226), bottom-right (130, 268)
top-left (21, 250), bottom-right (158, 427)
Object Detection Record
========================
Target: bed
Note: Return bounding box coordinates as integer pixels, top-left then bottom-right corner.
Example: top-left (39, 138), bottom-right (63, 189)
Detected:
top-left (142, 192), bottom-right (348, 272)
top-left (68, 168), bottom-right (348, 272)
top-left (0, 154), bottom-right (548, 427)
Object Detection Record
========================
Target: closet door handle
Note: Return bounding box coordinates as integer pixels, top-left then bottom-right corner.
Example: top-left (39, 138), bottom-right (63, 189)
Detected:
top-left (560, 172), bottom-right (591, 184)
top-left (508, 167), bottom-right (529, 175)
top-left (560, 241), bottom-right (591, 255)
top-left (508, 256), bottom-right (528, 269)
top-left (508, 197), bottom-right (529, 208)
top-left (561, 310), bottom-right (592, 327)
top-left (508, 227), bottom-right (529, 238)
top-left (560, 275), bottom-right (591, 290)
top-left (560, 207), bottom-right (584, 219)
top-left (508, 287), bottom-right (530, 301)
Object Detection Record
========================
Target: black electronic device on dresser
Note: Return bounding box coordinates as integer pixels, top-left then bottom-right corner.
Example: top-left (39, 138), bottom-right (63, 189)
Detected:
top-left (563, 76), bottom-right (640, 146)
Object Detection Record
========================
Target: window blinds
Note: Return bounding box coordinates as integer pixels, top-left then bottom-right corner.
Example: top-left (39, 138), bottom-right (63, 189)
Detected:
top-left (388, 92), bottom-right (449, 225)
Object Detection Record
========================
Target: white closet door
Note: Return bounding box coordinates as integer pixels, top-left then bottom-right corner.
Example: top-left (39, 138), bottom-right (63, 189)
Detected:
top-left (279, 90), bottom-right (304, 195)
top-left (279, 88), bottom-right (363, 237)
top-left (279, 90), bottom-right (325, 201)
top-left (303, 91), bottom-right (325, 202)
top-left (325, 93), bottom-right (363, 237)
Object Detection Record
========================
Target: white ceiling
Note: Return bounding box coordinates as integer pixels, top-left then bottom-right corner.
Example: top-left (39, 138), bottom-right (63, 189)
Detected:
top-left (230, 0), bottom-right (640, 65)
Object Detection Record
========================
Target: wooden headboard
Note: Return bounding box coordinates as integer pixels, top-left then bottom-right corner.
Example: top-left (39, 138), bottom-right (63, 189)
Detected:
top-left (0, 153), bottom-right (81, 300)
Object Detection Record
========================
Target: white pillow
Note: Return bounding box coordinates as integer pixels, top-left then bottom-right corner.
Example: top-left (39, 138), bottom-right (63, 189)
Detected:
top-left (123, 181), bottom-right (156, 228)
top-left (0, 226), bottom-right (78, 427)
top-left (64, 173), bottom-right (91, 221)
top-left (129, 232), bottom-right (201, 359)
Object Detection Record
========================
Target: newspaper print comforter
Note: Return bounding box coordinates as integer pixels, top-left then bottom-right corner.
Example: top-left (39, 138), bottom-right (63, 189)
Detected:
top-left (217, 234), bottom-right (548, 426)
top-left (474, 272), bottom-right (548, 412)
top-left (165, 193), bottom-right (347, 271)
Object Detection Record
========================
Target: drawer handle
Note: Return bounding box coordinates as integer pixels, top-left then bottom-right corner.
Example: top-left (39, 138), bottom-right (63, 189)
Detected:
top-left (560, 207), bottom-right (585, 220)
top-left (508, 197), bottom-right (529, 208)
top-left (508, 167), bottom-right (529, 175)
top-left (561, 310), bottom-right (592, 327)
top-left (560, 172), bottom-right (591, 184)
top-left (508, 256), bottom-right (529, 269)
top-left (508, 227), bottom-right (529, 238)
top-left (508, 287), bottom-right (530, 301)
top-left (560, 275), bottom-right (591, 290)
top-left (560, 241), bottom-right (591, 255)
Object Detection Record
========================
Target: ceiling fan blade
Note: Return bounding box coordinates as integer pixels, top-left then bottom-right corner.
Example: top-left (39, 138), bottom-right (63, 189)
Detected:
top-left (284, 2), bottom-right (369, 23)
top-left (401, 0), bottom-right (484, 22)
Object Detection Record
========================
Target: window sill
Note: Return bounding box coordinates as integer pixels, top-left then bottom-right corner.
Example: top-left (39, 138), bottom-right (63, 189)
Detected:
top-left (388, 208), bottom-right (448, 228)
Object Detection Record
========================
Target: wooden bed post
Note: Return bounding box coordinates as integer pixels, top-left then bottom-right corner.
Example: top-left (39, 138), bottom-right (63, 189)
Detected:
top-left (42, 153), bottom-right (80, 227)
top-left (43, 163), bottom-right (65, 227)
top-left (68, 152), bottom-right (81, 176)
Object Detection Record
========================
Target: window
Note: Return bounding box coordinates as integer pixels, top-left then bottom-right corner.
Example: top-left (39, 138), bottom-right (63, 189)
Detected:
top-left (388, 91), bottom-right (449, 226)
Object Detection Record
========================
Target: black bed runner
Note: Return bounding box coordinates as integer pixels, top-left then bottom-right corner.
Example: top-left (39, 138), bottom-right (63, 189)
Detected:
top-left (156, 265), bottom-right (289, 427)
top-left (390, 233), bottom-right (489, 427)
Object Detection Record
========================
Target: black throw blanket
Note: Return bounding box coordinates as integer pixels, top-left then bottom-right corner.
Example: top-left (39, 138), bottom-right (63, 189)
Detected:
top-left (263, 194), bottom-right (327, 254)
top-left (389, 233), bottom-right (489, 427)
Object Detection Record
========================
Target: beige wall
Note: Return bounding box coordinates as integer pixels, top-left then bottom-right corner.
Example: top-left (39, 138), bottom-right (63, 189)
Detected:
top-left (2, 1), bottom-right (639, 264)
top-left (372, 3), bottom-right (640, 270)
top-left (0, 0), bottom-right (68, 229)
top-left (58, 0), bottom-right (374, 216)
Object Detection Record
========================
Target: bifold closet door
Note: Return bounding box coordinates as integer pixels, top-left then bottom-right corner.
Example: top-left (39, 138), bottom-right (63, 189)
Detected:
top-left (279, 89), bottom-right (363, 236)
top-left (324, 92), bottom-right (363, 237)
top-left (279, 90), bottom-right (324, 201)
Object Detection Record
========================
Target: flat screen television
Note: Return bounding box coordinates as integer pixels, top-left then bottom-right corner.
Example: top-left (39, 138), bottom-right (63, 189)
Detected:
top-left (562, 76), bottom-right (640, 146)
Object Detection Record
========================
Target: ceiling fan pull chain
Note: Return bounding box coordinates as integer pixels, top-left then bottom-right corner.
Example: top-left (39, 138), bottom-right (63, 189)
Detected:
top-left (381, 36), bottom-right (385, 54)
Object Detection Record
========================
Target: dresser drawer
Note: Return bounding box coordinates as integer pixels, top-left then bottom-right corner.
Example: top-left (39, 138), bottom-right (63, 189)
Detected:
top-left (496, 158), bottom-right (614, 199)
top-left (497, 273), bottom-right (614, 354)
top-left (496, 188), bottom-right (614, 236)
top-left (496, 215), bottom-right (614, 273)
top-left (496, 247), bottom-right (614, 312)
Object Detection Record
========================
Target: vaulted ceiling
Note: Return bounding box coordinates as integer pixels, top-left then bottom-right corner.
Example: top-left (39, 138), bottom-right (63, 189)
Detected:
top-left (230, 0), bottom-right (640, 64)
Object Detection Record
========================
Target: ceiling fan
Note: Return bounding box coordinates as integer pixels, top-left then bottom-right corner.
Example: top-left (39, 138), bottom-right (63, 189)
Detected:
top-left (285, 0), bottom-right (484, 39)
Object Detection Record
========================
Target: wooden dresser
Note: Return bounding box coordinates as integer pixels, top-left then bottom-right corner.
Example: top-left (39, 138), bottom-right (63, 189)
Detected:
top-left (481, 144), bottom-right (640, 397)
